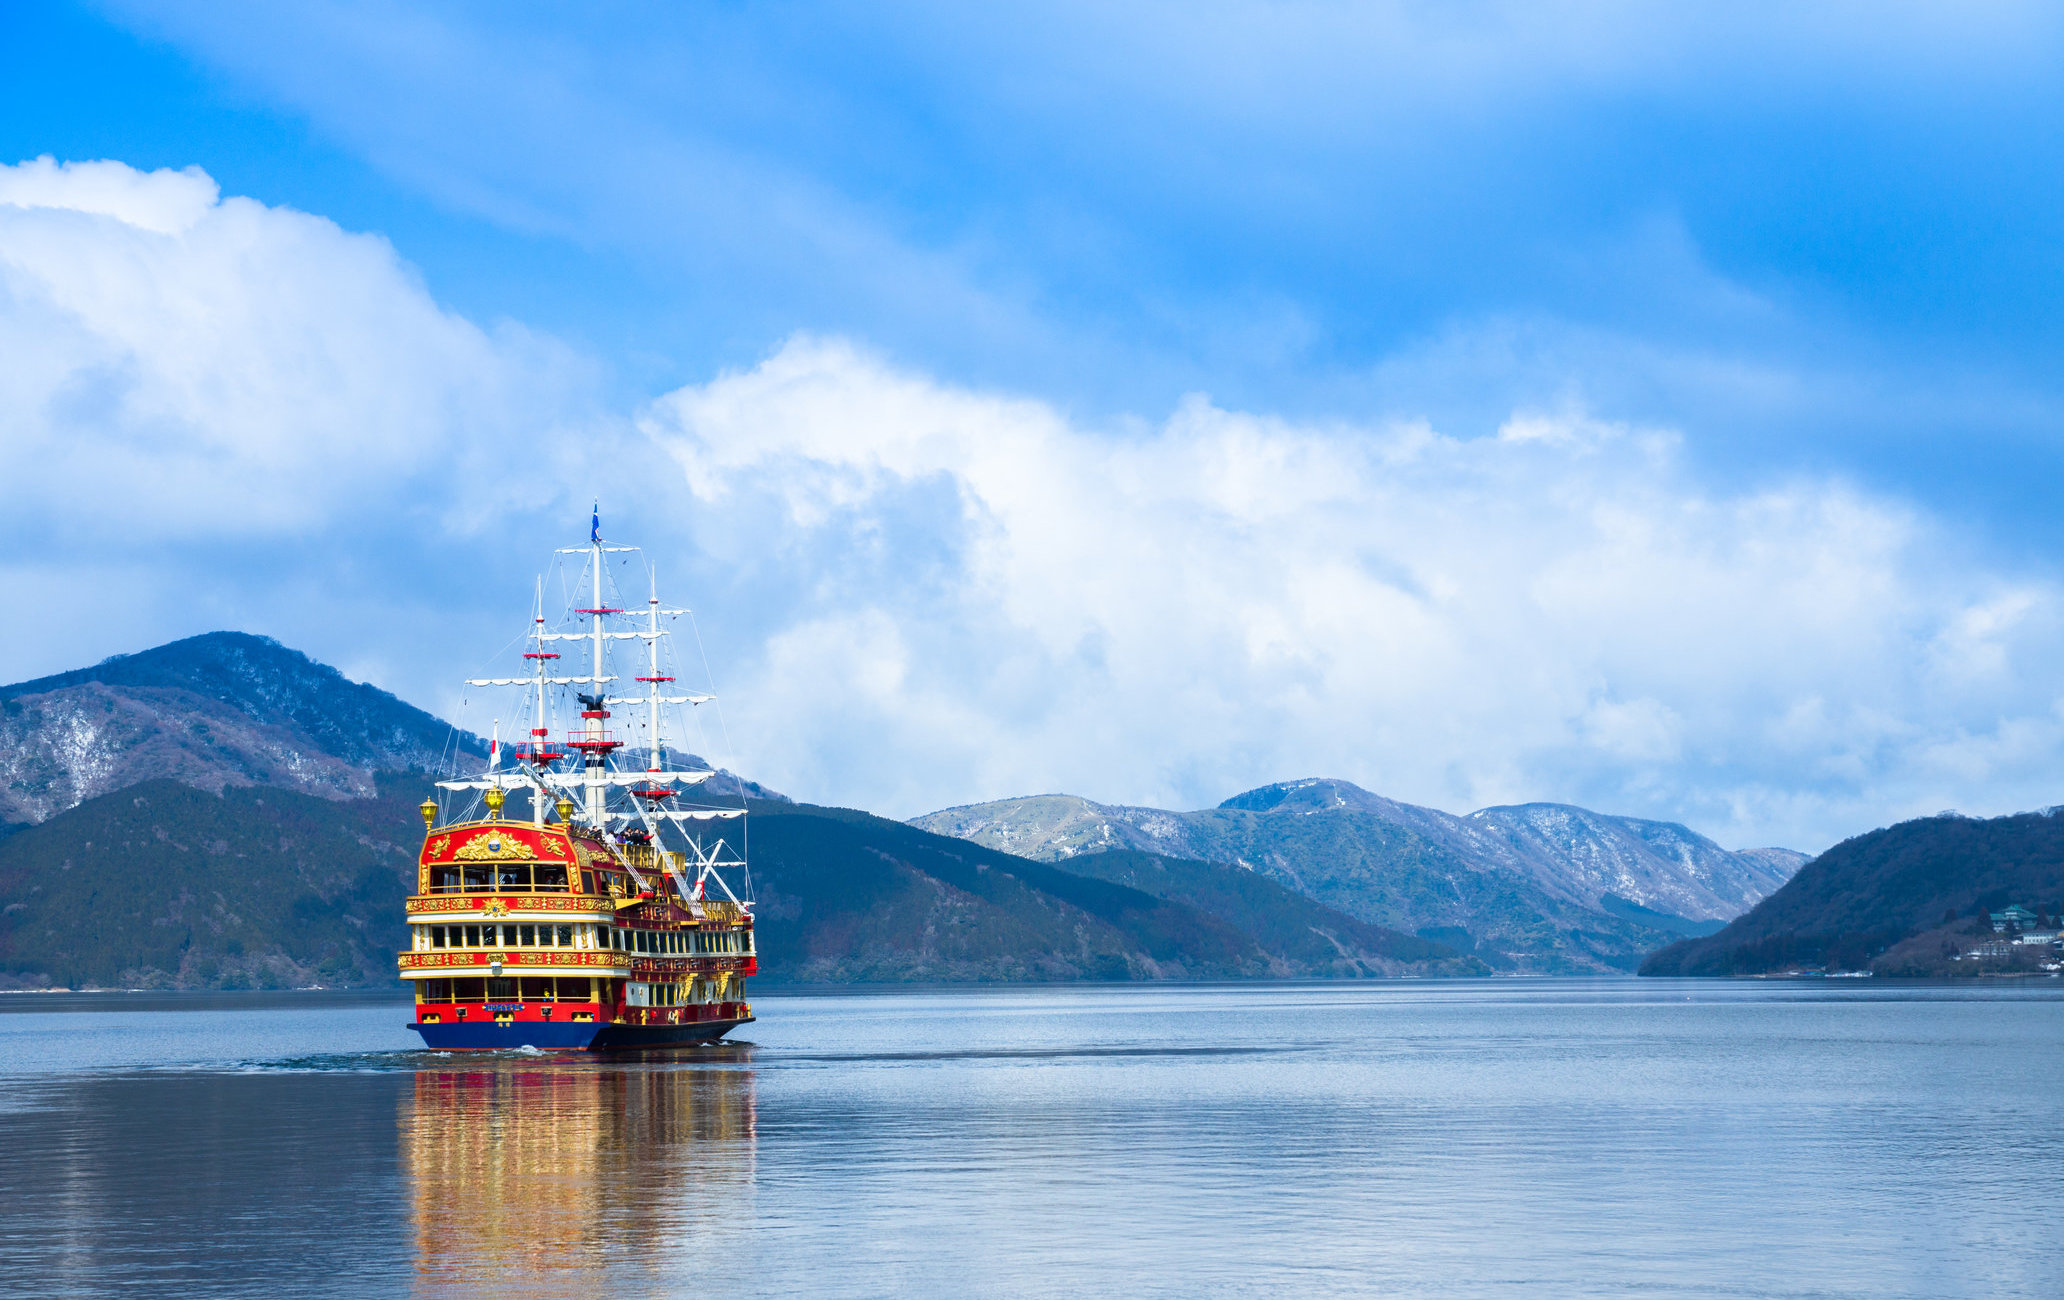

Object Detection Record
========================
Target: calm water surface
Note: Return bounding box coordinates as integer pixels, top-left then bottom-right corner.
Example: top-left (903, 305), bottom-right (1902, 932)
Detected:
top-left (0, 981), bottom-right (2058, 1298)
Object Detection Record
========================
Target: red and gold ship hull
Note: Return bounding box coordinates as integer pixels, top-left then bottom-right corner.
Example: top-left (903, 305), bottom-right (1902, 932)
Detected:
top-left (400, 813), bottom-right (756, 1052)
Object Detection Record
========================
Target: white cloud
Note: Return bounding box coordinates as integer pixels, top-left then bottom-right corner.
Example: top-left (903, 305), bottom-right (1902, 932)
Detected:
top-left (0, 156), bottom-right (586, 546)
top-left (0, 157), bottom-right (221, 234)
top-left (645, 337), bottom-right (2064, 850)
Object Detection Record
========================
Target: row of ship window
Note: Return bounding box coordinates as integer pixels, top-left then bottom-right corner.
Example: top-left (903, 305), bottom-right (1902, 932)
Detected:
top-left (412, 976), bottom-right (744, 1006)
top-left (418, 977), bottom-right (602, 1002)
top-left (411, 922), bottom-right (753, 955)
top-left (414, 922), bottom-right (593, 951)
top-left (618, 927), bottom-right (751, 956)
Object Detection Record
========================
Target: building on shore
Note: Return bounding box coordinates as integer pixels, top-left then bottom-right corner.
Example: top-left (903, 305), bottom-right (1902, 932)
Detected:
top-left (1990, 905), bottom-right (2040, 933)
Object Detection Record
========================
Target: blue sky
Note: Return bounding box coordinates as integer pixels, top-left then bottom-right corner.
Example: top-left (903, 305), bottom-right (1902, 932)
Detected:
top-left (6, 1), bottom-right (2064, 847)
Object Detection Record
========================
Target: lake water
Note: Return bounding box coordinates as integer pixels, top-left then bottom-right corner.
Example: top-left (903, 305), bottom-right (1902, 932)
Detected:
top-left (0, 980), bottom-right (2059, 1298)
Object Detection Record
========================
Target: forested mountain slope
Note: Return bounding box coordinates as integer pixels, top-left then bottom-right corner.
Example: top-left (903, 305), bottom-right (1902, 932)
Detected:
top-left (0, 778), bottom-right (425, 989)
top-left (1640, 810), bottom-right (2064, 976)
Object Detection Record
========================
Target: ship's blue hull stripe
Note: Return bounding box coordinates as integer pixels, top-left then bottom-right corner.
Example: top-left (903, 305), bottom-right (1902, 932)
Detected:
top-left (408, 1017), bottom-right (751, 1051)
top-left (409, 1021), bottom-right (604, 1050)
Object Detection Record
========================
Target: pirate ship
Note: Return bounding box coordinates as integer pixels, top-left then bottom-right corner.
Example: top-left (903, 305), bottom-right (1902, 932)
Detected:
top-left (401, 510), bottom-right (756, 1049)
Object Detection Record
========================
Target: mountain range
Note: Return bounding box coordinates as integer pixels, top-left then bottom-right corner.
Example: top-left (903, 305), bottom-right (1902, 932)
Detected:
top-left (0, 631), bottom-right (1815, 986)
top-left (0, 633), bottom-right (1478, 988)
top-left (912, 779), bottom-right (1804, 973)
top-left (23, 629), bottom-right (2059, 987)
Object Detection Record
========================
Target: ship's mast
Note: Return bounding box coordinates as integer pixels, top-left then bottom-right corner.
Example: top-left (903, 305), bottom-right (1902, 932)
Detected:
top-left (647, 566), bottom-right (666, 775)
top-left (585, 504), bottom-right (608, 826)
top-left (531, 577), bottom-right (550, 827)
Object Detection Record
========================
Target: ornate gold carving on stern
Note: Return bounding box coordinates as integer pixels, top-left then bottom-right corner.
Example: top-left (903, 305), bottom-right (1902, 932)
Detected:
top-left (419, 826), bottom-right (573, 866)
top-left (456, 832), bottom-right (521, 861)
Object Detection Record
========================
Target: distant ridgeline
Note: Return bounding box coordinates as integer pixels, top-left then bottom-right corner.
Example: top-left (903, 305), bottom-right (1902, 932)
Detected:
top-left (1640, 810), bottom-right (2064, 977)
top-left (913, 780), bottom-right (1806, 974)
top-left (0, 633), bottom-right (1483, 989)
top-left (745, 803), bottom-right (1483, 982)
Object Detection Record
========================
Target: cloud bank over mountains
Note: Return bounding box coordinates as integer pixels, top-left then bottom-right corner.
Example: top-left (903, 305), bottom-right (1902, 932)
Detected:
top-left (649, 339), bottom-right (2063, 849)
top-left (5, 158), bottom-right (2064, 851)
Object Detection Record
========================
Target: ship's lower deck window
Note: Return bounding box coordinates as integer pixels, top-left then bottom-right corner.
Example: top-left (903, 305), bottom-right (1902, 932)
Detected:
top-left (622, 978), bottom-right (748, 1008)
top-left (628, 981), bottom-right (670, 1006)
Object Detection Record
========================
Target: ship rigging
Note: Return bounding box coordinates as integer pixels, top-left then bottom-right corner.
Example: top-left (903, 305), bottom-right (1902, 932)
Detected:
top-left (400, 509), bottom-right (756, 1049)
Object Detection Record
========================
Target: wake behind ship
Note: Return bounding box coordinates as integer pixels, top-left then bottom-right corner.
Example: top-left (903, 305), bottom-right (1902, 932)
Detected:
top-left (401, 511), bottom-right (756, 1050)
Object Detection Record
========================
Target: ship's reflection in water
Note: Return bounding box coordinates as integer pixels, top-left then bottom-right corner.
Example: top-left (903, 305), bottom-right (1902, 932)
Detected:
top-left (401, 1048), bottom-right (756, 1292)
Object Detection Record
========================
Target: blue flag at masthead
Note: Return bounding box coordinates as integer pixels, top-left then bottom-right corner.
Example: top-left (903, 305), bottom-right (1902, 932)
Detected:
top-left (591, 503), bottom-right (600, 544)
